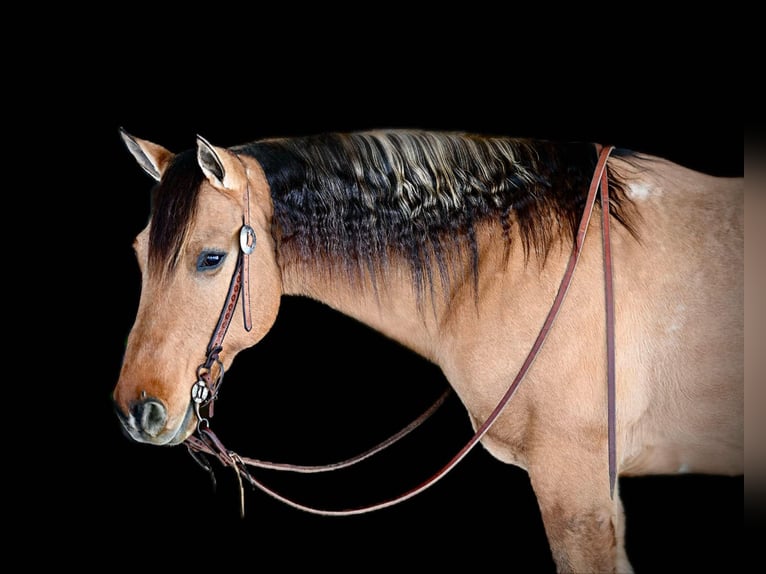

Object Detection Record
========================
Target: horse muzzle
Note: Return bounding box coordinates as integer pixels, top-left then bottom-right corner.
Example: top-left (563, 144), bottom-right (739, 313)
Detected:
top-left (114, 395), bottom-right (195, 446)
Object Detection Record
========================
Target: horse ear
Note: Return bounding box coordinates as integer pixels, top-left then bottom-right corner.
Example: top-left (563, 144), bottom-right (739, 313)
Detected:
top-left (196, 135), bottom-right (243, 191)
top-left (119, 127), bottom-right (174, 182)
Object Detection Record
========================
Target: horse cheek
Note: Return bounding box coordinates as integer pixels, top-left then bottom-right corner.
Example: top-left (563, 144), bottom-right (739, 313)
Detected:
top-left (230, 259), bottom-right (283, 359)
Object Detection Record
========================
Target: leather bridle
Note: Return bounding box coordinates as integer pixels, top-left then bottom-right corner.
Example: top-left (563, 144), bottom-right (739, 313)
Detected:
top-left (184, 145), bottom-right (617, 516)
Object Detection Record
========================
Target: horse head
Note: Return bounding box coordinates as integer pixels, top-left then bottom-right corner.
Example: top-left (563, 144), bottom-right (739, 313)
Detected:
top-left (113, 130), bottom-right (282, 445)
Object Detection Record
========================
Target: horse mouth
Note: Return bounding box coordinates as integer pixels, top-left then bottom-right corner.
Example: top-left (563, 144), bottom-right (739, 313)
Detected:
top-left (115, 400), bottom-right (197, 446)
top-left (166, 401), bottom-right (197, 445)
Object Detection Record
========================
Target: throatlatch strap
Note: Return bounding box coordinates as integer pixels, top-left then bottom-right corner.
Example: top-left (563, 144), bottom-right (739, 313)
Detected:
top-left (241, 173), bottom-right (253, 332)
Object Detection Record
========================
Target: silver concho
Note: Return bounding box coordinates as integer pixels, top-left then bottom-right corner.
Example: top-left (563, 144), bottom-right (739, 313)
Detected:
top-left (240, 224), bottom-right (256, 255)
top-left (191, 379), bottom-right (210, 404)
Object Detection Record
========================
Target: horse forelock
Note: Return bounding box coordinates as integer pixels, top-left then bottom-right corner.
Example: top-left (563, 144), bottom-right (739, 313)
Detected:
top-left (148, 149), bottom-right (204, 278)
top-left (241, 131), bottom-right (637, 303)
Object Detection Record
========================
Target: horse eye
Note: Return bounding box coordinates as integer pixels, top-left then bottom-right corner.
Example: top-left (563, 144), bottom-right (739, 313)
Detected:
top-left (196, 251), bottom-right (226, 272)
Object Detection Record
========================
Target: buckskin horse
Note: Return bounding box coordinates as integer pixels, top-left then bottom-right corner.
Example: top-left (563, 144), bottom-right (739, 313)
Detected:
top-left (113, 128), bottom-right (743, 573)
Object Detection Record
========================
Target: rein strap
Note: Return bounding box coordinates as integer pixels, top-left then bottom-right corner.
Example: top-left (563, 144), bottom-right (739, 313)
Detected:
top-left (185, 145), bottom-right (618, 515)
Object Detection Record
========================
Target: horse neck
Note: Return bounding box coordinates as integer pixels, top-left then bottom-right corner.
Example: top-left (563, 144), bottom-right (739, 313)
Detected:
top-left (277, 222), bottom-right (532, 363)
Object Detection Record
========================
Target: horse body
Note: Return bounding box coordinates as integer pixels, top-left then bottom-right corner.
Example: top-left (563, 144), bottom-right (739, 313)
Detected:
top-left (113, 130), bottom-right (742, 573)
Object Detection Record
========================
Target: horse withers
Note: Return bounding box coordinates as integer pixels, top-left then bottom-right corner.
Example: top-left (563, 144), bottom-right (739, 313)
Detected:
top-left (113, 129), bottom-right (743, 573)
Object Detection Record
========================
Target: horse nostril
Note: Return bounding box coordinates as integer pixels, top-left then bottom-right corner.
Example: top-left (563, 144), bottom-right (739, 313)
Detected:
top-left (132, 399), bottom-right (168, 437)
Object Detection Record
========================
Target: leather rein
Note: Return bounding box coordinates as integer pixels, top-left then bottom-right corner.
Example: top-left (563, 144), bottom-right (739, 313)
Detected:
top-left (185, 145), bottom-right (617, 516)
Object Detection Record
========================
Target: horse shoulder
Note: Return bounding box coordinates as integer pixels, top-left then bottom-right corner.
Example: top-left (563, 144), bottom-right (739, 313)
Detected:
top-left (610, 156), bottom-right (743, 476)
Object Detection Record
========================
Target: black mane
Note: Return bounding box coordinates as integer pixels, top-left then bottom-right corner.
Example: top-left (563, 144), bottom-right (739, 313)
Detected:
top-left (243, 130), bottom-right (637, 301)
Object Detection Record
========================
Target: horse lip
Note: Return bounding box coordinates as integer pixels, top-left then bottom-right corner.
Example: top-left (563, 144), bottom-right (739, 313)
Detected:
top-left (166, 400), bottom-right (196, 445)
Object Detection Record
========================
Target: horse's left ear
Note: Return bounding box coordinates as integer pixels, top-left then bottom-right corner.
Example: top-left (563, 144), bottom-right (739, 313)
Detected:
top-left (196, 135), bottom-right (244, 191)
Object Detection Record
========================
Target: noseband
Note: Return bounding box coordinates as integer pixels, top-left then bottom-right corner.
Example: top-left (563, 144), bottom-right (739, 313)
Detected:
top-left (185, 146), bottom-right (617, 516)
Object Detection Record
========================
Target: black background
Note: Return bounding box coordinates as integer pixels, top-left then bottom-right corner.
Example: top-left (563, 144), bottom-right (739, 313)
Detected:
top-left (42, 18), bottom-right (743, 572)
